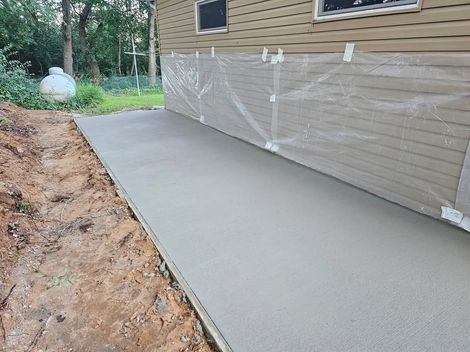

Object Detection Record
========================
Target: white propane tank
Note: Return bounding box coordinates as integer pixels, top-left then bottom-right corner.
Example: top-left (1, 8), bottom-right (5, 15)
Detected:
top-left (39, 67), bottom-right (76, 103)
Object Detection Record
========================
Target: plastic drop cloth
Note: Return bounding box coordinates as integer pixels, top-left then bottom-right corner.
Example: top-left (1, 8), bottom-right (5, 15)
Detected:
top-left (161, 52), bottom-right (470, 229)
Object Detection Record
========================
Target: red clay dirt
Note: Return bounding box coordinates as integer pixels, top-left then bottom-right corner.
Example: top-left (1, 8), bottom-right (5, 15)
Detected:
top-left (0, 103), bottom-right (214, 352)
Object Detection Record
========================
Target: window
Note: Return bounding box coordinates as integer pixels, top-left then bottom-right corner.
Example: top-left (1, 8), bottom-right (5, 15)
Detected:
top-left (315, 0), bottom-right (420, 20)
top-left (195, 0), bottom-right (227, 34)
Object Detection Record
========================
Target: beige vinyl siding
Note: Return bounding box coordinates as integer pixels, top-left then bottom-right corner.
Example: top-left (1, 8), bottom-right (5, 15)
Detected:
top-left (156, 0), bottom-right (470, 54)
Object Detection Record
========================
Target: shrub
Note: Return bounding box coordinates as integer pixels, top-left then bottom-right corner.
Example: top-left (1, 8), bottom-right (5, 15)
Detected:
top-left (74, 83), bottom-right (105, 107)
top-left (0, 48), bottom-right (53, 110)
top-left (0, 116), bottom-right (12, 129)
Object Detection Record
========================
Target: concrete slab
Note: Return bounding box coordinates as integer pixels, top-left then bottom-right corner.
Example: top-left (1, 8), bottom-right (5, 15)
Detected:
top-left (76, 110), bottom-right (470, 352)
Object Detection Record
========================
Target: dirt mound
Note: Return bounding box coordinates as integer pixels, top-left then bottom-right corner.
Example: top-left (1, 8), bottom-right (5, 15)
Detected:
top-left (0, 103), bottom-right (214, 351)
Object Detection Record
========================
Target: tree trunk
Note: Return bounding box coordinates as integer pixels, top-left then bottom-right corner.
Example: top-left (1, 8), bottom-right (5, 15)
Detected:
top-left (147, 0), bottom-right (157, 86)
top-left (118, 37), bottom-right (122, 75)
top-left (61, 0), bottom-right (73, 75)
top-left (78, 1), bottom-right (100, 80)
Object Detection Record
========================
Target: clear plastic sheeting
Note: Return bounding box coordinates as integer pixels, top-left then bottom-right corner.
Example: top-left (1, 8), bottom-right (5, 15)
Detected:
top-left (161, 52), bottom-right (470, 227)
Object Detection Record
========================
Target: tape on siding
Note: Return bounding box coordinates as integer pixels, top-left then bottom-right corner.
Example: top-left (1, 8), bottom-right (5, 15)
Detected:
top-left (271, 48), bottom-right (284, 64)
top-left (171, 51), bottom-right (174, 57)
top-left (270, 54), bottom-right (281, 145)
top-left (211, 47), bottom-right (215, 58)
top-left (195, 51), bottom-right (199, 59)
top-left (441, 206), bottom-right (464, 224)
top-left (343, 43), bottom-right (355, 62)
top-left (277, 48), bottom-right (284, 63)
top-left (264, 142), bottom-right (279, 153)
top-left (262, 48), bottom-right (268, 62)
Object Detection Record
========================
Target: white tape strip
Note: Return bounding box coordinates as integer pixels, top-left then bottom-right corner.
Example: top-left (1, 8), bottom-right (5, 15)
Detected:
top-left (270, 48), bottom-right (285, 64)
top-left (270, 94), bottom-right (276, 103)
top-left (211, 47), bottom-right (215, 58)
top-left (200, 115), bottom-right (206, 124)
top-left (195, 51), bottom-right (199, 59)
top-left (264, 142), bottom-right (280, 153)
top-left (277, 48), bottom-right (284, 63)
top-left (441, 206), bottom-right (464, 224)
top-left (261, 47), bottom-right (268, 62)
top-left (343, 43), bottom-right (355, 62)
top-left (171, 51), bottom-right (174, 57)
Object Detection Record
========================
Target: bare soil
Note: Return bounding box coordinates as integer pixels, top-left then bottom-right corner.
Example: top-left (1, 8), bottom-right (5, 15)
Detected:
top-left (0, 103), bottom-right (214, 352)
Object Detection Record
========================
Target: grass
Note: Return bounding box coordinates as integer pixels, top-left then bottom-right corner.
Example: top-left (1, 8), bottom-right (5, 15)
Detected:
top-left (82, 92), bottom-right (164, 114)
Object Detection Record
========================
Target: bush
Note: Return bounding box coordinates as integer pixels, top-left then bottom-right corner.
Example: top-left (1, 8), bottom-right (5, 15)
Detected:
top-left (74, 83), bottom-right (105, 107)
top-left (0, 48), bottom-right (53, 109)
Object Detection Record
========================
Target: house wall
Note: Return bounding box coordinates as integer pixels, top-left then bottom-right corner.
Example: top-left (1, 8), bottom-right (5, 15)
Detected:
top-left (156, 0), bottom-right (470, 54)
top-left (156, 0), bottom-right (470, 224)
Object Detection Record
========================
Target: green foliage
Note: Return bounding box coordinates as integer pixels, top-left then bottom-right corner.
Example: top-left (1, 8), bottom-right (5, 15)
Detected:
top-left (0, 0), bottom-right (159, 77)
top-left (0, 0), bottom-right (62, 75)
top-left (0, 48), bottom-right (53, 109)
top-left (74, 83), bottom-right (105, 107)
top-left (0, 116), bottom-right (12, 129)
top-left (16, 200), bottom-right (33, 213)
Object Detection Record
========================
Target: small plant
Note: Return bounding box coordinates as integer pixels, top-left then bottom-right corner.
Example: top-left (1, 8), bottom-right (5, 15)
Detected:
top-left (47, 274), bottom-right (73, 289)
top-left (16, 200), bottom-right (33, 213)
top-left (0, 116), bottom-right (12, 130)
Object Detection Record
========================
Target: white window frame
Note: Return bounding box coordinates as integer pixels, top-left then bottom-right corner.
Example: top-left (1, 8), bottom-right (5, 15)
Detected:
top-left (195, 0), bottom-right (228, 35)
top-left (313, 0), bottom-right (421, 21)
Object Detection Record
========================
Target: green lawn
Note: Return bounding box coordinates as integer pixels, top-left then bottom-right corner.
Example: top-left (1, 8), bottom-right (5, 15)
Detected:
top-left (83, 93), bottom-right (164, 114)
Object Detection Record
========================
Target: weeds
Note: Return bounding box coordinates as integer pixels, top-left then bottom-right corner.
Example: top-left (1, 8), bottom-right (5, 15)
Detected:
top-left (16, 200), bottom-right (33, 213)
top-left (0, 116), bottom-right (12, 130)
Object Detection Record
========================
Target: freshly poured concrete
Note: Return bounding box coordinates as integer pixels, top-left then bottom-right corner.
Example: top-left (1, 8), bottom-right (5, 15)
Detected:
top-left (76, 110), bottom-right (470, 352)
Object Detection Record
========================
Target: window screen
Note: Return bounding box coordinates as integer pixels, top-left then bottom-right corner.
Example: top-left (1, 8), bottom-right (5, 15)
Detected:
top-left (197, 0), bottom-right (227, 33)
top-left (318, 0), bottom-right (418, 17)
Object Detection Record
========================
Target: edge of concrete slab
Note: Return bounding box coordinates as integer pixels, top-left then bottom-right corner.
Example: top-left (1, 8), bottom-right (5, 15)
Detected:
top-left (74, 116), bottom-right (233, 352)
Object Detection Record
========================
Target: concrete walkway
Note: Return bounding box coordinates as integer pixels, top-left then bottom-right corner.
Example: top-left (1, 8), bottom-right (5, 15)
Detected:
top-left (76, 110), bottom-right (470, 352)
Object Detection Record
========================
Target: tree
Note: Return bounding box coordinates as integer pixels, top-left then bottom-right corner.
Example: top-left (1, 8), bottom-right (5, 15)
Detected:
top-left (147, 0), bottom-right (157, 85)
top-left (0, 0), bottom-right (62, 74)
top-left (62, 0), bottom-right (73, 75)
top-left (78, 0), bottom-right (101, 79)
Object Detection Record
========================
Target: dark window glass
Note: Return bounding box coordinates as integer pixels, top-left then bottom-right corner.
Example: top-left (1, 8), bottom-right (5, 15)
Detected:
top-left (320, 0), bottom-right (418, 16)
top-left (198, 0), bottom-right (227, 32)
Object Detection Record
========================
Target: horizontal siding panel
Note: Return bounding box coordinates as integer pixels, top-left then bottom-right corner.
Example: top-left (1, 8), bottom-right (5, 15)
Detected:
top-left (159, 11), bottom-right (194, 27)
top-left (162, 20), bottom-right (470, 48)
top-left (230, 2), bottom-right (312, 24)
top-left (157, 0), bottom-right (193, 19)
top-left (161, 24), bottom-right (311, 41)
top-left (230, 0), bottom-right (311, 16)
top-left (158, 0), bottom-right (187, 10)
top-left (183, 36), bottom-right (470, 53)
top-left (228, 0), bottom-right (271, 10)
top-left (423, 0), bottom-right (470, 8)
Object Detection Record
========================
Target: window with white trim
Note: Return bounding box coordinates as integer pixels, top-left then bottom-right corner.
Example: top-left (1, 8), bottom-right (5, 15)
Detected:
top-left (195, 0), bottom-right (227, 34)
top-left (315, 0), bottom-right (420, 20)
